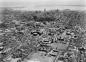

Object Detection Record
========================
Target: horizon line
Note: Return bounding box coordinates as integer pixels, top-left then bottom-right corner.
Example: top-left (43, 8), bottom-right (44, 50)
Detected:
top-left (0, 4), bottom-right (86, 8)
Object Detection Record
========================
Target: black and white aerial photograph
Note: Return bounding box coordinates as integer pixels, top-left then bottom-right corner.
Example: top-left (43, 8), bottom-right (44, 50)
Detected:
top-left (0, 0), bottom-right (86, 62)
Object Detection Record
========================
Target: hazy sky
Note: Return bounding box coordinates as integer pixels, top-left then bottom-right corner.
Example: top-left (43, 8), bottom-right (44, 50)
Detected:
top-left (0, 0), bottom-right (86, 10)
top-left (0, 0), bottom-right (86, 7)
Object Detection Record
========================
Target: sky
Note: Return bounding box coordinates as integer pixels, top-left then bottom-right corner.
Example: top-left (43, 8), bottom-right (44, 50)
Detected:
top-left (0, 0), bottom-right (86, 10)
